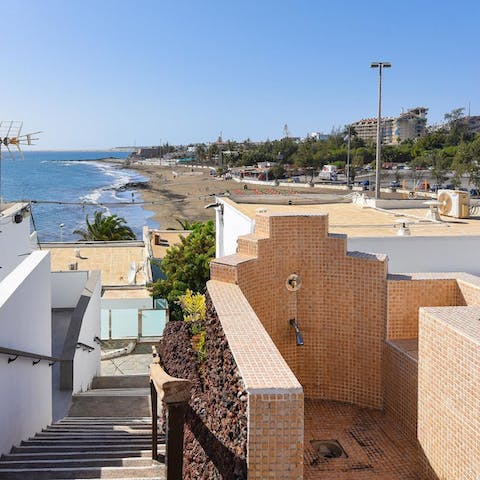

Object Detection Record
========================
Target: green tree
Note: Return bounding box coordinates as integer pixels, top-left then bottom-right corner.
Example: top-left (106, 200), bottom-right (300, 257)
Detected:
top-left (148, 221), bottom-right (215, 321)
top-left (421, 150), bottom-right (450, 186)
top-left (453, 136), bottom-right (480, 189)
top-left (195, 144), bottom-right (207, 163)
top-left (73, 211), bottom-right (136, 241)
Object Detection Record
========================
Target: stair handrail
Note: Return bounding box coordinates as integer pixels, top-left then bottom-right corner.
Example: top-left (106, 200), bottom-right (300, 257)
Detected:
top-left (0, 346), bottom-right (65, 366)
top-left (75, 341), bottom-right (95, 352)
top-left (150, 345), bottom-right (192, 480)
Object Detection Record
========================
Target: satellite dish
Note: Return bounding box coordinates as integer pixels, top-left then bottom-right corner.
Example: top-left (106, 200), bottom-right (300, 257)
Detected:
top-left (127, 262), bottom-right (136, 285)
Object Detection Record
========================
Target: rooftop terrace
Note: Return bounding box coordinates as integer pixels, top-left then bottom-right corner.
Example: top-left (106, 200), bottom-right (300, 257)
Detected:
top-left (222, 197), bottom-right (480, 238)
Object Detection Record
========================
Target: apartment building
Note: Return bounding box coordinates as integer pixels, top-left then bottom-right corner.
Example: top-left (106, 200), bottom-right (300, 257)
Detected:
top-left (352, 106), bottom-right (428, 144)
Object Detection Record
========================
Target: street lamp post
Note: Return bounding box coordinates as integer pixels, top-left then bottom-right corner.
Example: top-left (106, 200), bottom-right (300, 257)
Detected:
top-left (346, 125), bottom-right (351, 188)
top-left (370, 61), bottom-right (391, 200)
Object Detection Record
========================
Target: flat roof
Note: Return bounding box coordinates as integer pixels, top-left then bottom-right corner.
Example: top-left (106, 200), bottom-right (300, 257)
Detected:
top-left (221, 197), bottom-right (480, 238)
top-left (47, 243), bottom-right (147, 286)
top-left (149, 230), bottom-right (186, 258)
top-left (0, 202), bottom-right (28, 216)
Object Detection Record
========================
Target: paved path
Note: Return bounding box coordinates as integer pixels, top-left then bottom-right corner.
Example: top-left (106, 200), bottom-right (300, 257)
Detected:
top-left (101, 343), bottom-right (155, 376)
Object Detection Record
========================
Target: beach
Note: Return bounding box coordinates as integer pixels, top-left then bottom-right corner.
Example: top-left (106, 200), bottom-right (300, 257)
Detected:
top-left (124, 164), bottom-right (240, 229)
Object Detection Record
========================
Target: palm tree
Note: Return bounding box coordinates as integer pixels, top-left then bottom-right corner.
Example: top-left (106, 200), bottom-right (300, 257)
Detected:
top-left (73, 211), bottom-right (136, 241)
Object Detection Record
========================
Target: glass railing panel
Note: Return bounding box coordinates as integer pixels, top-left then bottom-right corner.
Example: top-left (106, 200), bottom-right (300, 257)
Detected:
top-left (100, 309), bottom-right (110, 340)
top-left (141, 309), bottom-right (167, 336)
top-left (111, 308), bottom-right (138, 338)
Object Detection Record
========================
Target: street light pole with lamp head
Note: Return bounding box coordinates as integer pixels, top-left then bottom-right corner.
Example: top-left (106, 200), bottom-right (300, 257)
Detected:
top-left (370, 61), bottom-right (391, 200)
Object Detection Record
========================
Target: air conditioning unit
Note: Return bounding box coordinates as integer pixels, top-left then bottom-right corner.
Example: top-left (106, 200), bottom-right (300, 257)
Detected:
top-left (437, 190), bottom-right (470, 218)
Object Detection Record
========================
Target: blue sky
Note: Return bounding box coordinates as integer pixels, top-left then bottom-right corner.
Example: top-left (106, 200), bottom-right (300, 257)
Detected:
top-left (3, 0), bottom-right (480, 149)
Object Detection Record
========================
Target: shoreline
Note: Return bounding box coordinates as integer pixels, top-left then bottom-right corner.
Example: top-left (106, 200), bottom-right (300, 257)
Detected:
top-left (115, 163), bottom-right (239, 229)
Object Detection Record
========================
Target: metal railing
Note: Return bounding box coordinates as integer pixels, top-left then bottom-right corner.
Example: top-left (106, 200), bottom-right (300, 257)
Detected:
top-left (0, 338), bottom-right (98, 367)
top-left (0, 346), bottom-right (64, 366)
top-left (150, 346), bottom-right (191, 480)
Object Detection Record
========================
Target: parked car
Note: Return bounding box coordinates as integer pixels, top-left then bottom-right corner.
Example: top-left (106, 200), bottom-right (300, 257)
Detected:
top-left (389, 181), bottom-right (401, 188)
top-left (444, 184), bottom-right (455, 190)
top-left (429, 184), bottom-right (443, 192)
top-left (358, 180), bottom-right (370, 187)
top-left (470, 188), bottom-right (479, 197)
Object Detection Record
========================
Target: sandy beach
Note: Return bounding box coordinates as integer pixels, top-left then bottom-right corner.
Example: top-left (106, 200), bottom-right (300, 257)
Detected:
top-left (124, 164), bottom-right (240, 229)
top-left (121, 163), bottom-right (359, 230)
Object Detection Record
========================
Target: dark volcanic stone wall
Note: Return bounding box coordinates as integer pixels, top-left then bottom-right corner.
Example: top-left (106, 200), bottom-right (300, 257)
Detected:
top-left (158, 292), bottom-right (247, 480)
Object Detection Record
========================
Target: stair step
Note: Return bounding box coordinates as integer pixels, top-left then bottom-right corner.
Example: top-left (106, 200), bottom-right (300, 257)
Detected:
top-left (60, 417), bottom-right (151, 421)
top-left (42, 430), bottom-right (152, 436)
top-left (12, 444), bottom-right (155, 454)
top-left (0, 457), bottom-right (156, 469)
top-left (74, 389), bottom-right (149, 397)
top-left (92, 376), bottom-right (149, 390)
top-left (0, 465), bottom-right (164, 479)
top-left (22, 439), bottom-right (153, 447)
top-left (1, 450), bottom-right (157, 461)
top-left (33, 433), bottom-right (151, 440)
top-left (67, 394), bottom-right (151, 417)
top-left (46, 425), bottom-right (152, 431)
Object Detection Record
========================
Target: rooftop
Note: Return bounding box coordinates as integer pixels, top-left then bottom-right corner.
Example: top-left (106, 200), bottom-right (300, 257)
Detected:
top-left (149, 230), bottom-right (187, 259)
top-left (46, 242), bottom-right (148, 287)
top-left (221, 197), bottom-right (480, 238)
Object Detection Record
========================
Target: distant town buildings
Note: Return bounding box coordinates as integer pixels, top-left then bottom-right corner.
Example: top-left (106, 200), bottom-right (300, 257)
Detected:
top-left (465, 115), bottom-right (480, 134)
top-left (351, 107), bottom-right (428, 145)
top-left (306, 131), bottom-right (331, 141)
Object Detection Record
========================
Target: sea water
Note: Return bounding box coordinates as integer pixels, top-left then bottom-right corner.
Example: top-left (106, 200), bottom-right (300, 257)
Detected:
top-left (1, 151), bottom-right (158, 241)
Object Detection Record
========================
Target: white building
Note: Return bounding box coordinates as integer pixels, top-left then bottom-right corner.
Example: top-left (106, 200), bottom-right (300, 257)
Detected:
top-left (0, 203), bottom-right (101, 455)
top-left (213, 195), bottom-right (480, 275)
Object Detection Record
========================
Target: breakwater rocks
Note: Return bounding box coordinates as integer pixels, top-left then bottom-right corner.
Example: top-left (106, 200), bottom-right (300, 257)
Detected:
top-left (115, 181), bottom-right (150, 191)
top-left (158, 293), bottom-right (247, 480)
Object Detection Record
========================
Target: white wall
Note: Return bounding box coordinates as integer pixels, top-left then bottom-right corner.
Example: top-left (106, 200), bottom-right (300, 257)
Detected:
top-left (348, 236), bottom-right (480, 275)
top-left (0, 251), bottom-right (52, 455)
top-left (0, 204), bottom-right (33, 281)
top-left (218, 200), bottom-right (480, 275)
top-left (51, 271), bottom-right (89, 308)
top-left (217, 199), bottom-right (253, 258)
top-left (73, 273), bottom-right (102, 394)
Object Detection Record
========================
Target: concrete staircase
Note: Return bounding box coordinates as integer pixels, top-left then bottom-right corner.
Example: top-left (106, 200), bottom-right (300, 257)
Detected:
top-left (0, 375), bottom-right (166, 479)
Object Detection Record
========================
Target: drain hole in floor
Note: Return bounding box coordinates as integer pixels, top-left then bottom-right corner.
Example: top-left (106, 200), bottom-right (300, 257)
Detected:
top-left (311, 439), bottom-right (347, 459)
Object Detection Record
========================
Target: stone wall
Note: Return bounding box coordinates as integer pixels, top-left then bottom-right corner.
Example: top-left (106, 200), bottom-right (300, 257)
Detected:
top-left (158, 295), bottom-right (247, 480)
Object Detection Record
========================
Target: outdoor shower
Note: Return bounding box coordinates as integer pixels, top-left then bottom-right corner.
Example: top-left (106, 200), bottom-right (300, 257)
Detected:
top-left (289, 319), bottom-right (304, 346)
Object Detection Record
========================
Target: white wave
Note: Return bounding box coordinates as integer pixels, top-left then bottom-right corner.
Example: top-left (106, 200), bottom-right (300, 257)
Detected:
top-left (80, 188), bottom-right (103, 204)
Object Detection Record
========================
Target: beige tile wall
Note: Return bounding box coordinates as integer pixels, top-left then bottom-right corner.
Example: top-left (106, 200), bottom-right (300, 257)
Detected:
top-left (207, 280), bottom-right (304, 480)
top-left (384, 340), bottom-right (418, 442)
top-left (386, 275), bottom-right (461, 339)
top-left (418, 307), bottom-right (480, 480)
top-left (211, 213), bottom-right (388, 409)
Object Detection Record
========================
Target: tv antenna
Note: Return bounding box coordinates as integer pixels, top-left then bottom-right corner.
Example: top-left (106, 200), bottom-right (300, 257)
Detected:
top-left (0, 121), bottom-right (41, 209)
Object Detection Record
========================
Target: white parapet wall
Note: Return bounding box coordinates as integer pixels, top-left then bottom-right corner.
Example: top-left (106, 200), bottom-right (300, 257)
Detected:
top-left (216, 198), bottom-right (253, 258)
top-left (72, 271), bottom-right (102, 394)
top-left (0, 250), bottom-right (52, 455)
top-left (348, 236), bottom-right (480, 276)
top-left (51, 271), bottom-right (89, 308)
top-left (0, 203), bottom-right (34, 282)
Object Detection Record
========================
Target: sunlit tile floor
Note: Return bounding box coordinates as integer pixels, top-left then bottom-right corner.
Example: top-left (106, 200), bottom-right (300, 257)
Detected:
top-left (304, 399), bottom-right (424, 480)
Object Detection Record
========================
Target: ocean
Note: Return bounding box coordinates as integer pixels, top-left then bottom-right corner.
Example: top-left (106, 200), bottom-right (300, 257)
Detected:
top-left (1, 151), bottom-right (158, 242)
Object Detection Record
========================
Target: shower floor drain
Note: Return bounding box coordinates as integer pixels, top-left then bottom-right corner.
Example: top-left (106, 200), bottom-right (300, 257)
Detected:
top-left (310, 439), bottom-right (348, 459)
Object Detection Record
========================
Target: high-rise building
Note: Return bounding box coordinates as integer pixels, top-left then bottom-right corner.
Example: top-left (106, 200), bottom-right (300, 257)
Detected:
top-left (351, 107), bottom-right (428, 144)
